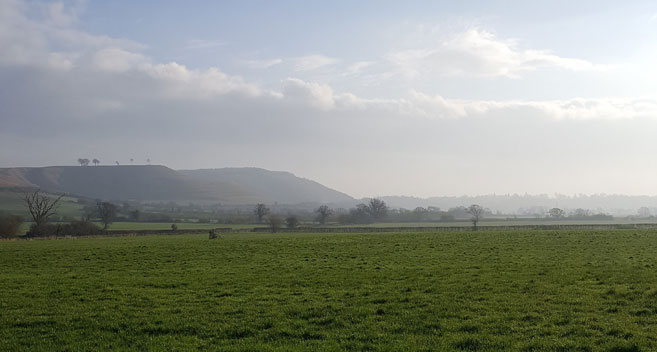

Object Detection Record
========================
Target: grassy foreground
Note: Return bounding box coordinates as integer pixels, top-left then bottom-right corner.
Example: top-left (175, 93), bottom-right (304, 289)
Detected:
top-left (1, 230), bottom-right (657, 351)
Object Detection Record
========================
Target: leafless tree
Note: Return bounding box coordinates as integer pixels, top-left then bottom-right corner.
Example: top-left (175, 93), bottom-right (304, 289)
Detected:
top-left (368, 198), bottom-right (388, 220)
top-left (253, 203), bottom-right (270, 223)
top-left (314, 205), bottom-right (333, 224)
top-left (548, 208), bottom-right (565, 219)
top-left (638, 207), bottom-right (651, 218)
top-left (23, 190), bottom-right (64, 233)
top-left (467, 204), bottom-right (484, 230)
top-left (268, 214), bottom-right (283, 233)
top-left (96, 201), bottom-right (118, 230)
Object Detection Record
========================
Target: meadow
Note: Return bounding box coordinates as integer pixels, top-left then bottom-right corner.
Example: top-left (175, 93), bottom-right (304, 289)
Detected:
top-left (1, 229), bottom-right (657, 351)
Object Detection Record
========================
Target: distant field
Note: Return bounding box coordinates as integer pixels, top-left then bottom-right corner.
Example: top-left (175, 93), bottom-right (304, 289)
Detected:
top-left (2, 230), bottom-right (657, 350)
top-left (0, 190), bottom-right (83, 218)
top-left (102, 222), bottom-right (265, 231)
top-left (345, 218), bottom-right (657, 228)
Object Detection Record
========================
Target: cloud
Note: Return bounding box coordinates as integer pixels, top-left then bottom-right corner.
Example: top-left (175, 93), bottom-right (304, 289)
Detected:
top-left (386, 28), bottom-right (607, 79)
top-left (344, 61), bottom-right (375, 75)
top-left (244, 58), bottom-right (283, 69)
top-left (184, 39), bottom-right (226, 50)
top-left (291, 54), bottom-right (338, 71)
top-left (3, 0), bottom-right (657, 197)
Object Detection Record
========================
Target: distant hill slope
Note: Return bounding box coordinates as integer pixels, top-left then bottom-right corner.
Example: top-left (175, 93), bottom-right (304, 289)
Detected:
top-left (179, 168), bottom-right (353, 204)
top-left (0, 166), bottom-right (353, 205)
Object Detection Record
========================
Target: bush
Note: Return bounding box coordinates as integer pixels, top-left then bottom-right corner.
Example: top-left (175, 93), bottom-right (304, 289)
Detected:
top-left (285, 216), bottom-right (299, 229)
top-left (0, 214), bottom-right (23, 238)
top-left (26, 221), bottom-right (101, 237)
top-left (171, 223), bottom-right (178, 231)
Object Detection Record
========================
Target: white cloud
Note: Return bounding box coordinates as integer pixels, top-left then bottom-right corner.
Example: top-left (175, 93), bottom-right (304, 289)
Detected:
top-left (244, 58), bottom-right (283, 69)
top-left (281, 78), bottom-right (335, 110)
top-left (184, 39), bottom-right (226, 50)
top-left (387, 28), bottom-right (607, 79)
top-left (291, 54), bottom-right (338, 71)
top-left (4, 0), bottom-right (657, 198)
top-left (345, 61), bottom-right (375, 75)
top-left (93, 47), bottom-right (149, 72)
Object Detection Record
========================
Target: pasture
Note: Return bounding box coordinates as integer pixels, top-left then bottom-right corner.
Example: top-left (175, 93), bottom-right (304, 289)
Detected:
top-left (1, 229), bottom-right (657, 351)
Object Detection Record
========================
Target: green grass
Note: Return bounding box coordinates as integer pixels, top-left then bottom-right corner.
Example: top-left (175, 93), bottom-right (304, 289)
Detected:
top-left (16, 221), bottom-right (264, 234)
top-left (2, 230), bottom-right (657, 351)
top-left (103, 222), bottom-right (264, 231)
top-left (0, 190), bottom-right (83, 219)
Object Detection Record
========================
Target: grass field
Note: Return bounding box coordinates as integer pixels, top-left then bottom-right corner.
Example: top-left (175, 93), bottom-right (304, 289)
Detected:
top-left (2, 230), bottom-right (657, 351)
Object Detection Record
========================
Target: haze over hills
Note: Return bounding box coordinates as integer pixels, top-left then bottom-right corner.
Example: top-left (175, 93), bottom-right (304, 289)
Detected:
top-left (1, 165), bottom-right (656, 216)
top-left (179, 168), bottom-right (353, 205)
top-left (0, 165), bottom-right (353, 205)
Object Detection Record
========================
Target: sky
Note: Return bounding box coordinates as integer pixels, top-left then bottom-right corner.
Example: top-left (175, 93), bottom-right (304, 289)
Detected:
top-left (2, 0), bottom-right (657, 198)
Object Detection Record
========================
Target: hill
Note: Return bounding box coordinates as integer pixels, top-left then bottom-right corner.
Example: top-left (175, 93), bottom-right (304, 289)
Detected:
top-left (179, 168), bottom-right (353, 204)
top-left (0, 165), bottom-right (353, 205)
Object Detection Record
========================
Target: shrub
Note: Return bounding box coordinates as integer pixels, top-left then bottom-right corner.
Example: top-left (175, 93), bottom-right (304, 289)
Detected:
top-left (26, 220), bottom-right (100, 237)
top-left (285, 216), bottom-right (299, 229)
top-left (171, 223), bottom-right (178, 231)
top-left (0, 214), bottom-right (23, 238)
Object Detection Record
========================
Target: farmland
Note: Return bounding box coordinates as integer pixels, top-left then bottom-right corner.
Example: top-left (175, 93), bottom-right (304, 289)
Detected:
top-left (2, 229), bottom-right (657, 351)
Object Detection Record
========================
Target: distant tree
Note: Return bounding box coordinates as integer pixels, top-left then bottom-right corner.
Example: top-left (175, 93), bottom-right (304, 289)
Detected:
top-left (130, 209), bottom-right (140, 221)
top-left (367, 198), bottom-right (388, 220)
top-left (96, 201), bottom-right (118, 230)
top-left (115, 161), bottom-right (120, 166)
top-left (346, 203), bottom-right (373, 224)
top-left (467, 204), bottom-right (484, 230)
top-left (147, 158), bottom-right (151, 165)
top-left (253, 203), bottom-right (270, 223)
top-left (0, 214), bottom-right (23, 238)
top-left (268, 215), bottom-right (283, 233)
top-left (171, 223), bottom-right (178, 231)
top-left (285, 215), bottom-right (299, 229)
top-left (77, 158), bottom-right (90, 166)
top-left (314, 205), bottom-right (333, 224)
top-left (92, 158), bottom-right (100, 166)
top-left (548, 208), bottom-right (565, 219)
top-left (413, 207), bottom-right (429, 221)
top-left (571, 208), bottom-right (590, 218)
top-left (23, 190), bottom-right (64, 235)
top-left (638, 207), bottom-right (651, 218)
top-left (130, 158), bottom-right (134, 164)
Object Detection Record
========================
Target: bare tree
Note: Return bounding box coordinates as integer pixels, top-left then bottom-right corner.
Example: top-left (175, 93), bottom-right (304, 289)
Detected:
top-left (92, 158), bottom-right (100, 166)
top-left (23, 190), bottom-right (64, 234)
top-left (96, 201), bottom-right (118, 230)
top-left (548, 208), bottom-right (565, 219)
top-left (268, 215), bottom-right (283, 233)
top-left (253, 203), bottom-right (270, 223)
top-left (467, 204), bottom-right (484, 230)
top-left (314, 205), bottom-right (333, 224)
top-left (367, 198), bottom-right (388, 220)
